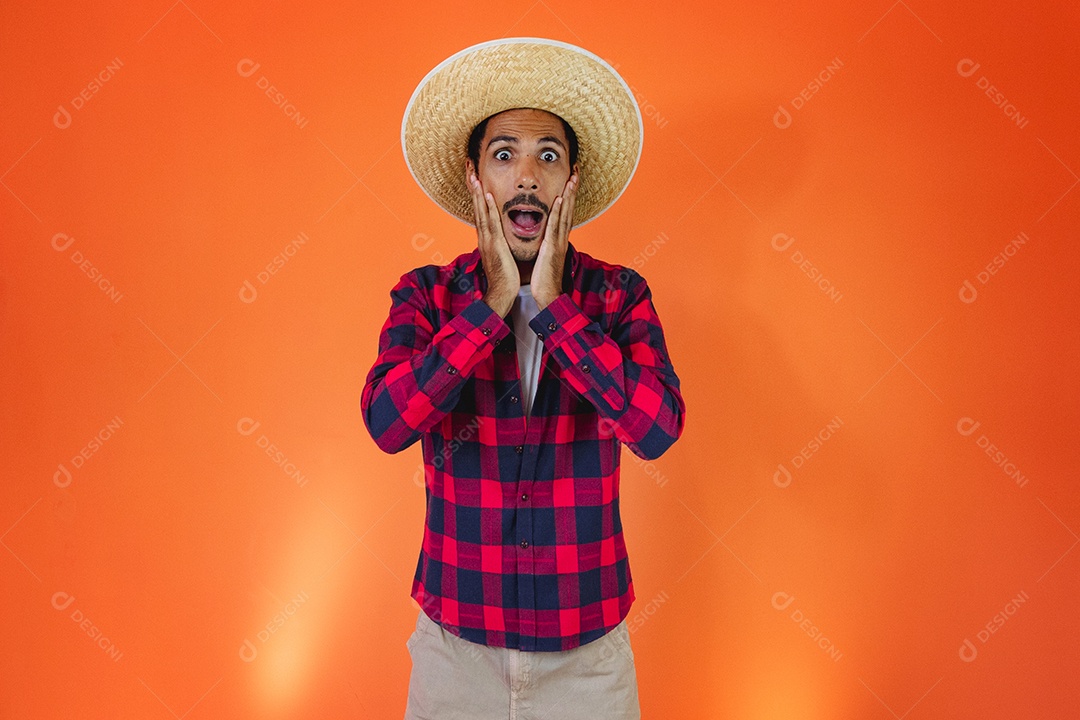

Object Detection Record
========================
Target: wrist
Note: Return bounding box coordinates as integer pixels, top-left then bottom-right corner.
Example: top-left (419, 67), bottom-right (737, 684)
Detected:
top-left (482, 291), bottom-right (514, 317)
top-left (534, 291), bottom-right (559, 311)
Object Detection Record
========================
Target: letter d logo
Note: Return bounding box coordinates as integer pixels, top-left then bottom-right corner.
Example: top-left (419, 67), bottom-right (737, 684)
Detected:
top-left (51, 233), bottom-right (75, 252)
top-left (959, 279), bottom-right (978, 304)
top-left (411, 233), bottom-right (435, 252)
top-left (52, 591), bottom-right (75, 611)
top-left (956, 59), bottom-right (980, 78)
top-left (53, 105), bottom-right (72, 130)
top-left (237, 417), bottom-right (261, 436)
top-left (956, 417), bottom-right (980, 437)
top-left (54, 463), bottom-right (73, 488)
top-left (958, 638), bottom-right (978, 662)
top-left (771, 233), bottom-right (795, 252)
top-left (773, 464), bottom-right (792, 488)
top-left (239, 638), bottom-right (258, 662)
top-left (236, 59), bottom-right (260, 78)
top-left (771, 591), bottom-right (795, 611)
top-left (239, 279), bottom-right (258, 304)
top-left (598, 417), bottom-right (618, 439)
top-left (773, 105), bottom-right (792, 129)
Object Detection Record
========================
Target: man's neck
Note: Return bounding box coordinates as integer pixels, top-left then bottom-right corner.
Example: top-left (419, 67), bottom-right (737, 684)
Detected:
top-left (516, 259), bottom-right (534, 286)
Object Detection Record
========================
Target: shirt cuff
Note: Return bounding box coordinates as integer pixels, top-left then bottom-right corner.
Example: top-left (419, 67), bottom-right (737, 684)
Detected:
top-left (528, 293), bottom-right (626, 411)
top-left (450, 297), bottom-right (513, 350)
top-left (527, 293), bottom-right (589, 342)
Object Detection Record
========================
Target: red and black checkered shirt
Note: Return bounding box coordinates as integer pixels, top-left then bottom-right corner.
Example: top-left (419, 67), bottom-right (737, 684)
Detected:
top-left (361, 240), bottom-right (685, 651)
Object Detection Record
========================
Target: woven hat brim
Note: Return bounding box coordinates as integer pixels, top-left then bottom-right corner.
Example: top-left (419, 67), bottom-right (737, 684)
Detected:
top-left (402, 37), bottom-right (643, 228)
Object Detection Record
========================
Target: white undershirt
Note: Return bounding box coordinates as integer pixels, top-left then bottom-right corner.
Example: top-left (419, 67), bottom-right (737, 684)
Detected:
top-left (511, 284), bottom-right (543, 419)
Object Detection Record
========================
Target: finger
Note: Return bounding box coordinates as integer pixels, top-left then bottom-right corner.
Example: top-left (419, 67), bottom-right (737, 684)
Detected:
top-left (484, 191), bottom-right (503, 238)
top-left (561, 173), bottom-right (578, 238)
top-left (474, 182), bottom-right (488, 234)
top-left (561, 186), bottom-right (575, 238)
top-left (558, 172), bottom-right (575, 233)
top-left (469, 180), bottom-right (483, 230)
top-left (465, 163), bottom-right (483, 228)
top-left (548, 197), bottom-right (563, 242)
top-left (472, 176), bottom-right (493, 239)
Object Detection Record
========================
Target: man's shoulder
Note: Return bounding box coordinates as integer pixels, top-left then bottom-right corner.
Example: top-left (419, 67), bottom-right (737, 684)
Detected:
top-left (575, 246), bottom-right (636, 275)
top-left (399, 246), bottom-right (480, 289)
top-left (573, 246), bottom-right (647, 297)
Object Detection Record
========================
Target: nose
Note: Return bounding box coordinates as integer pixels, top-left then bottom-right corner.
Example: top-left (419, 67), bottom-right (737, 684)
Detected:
top-left (515, 154), bottom-right (539, 191)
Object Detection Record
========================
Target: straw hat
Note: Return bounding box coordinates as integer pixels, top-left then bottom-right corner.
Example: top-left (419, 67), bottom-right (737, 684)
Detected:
top-left (401, 37), bottom-right (643, 228)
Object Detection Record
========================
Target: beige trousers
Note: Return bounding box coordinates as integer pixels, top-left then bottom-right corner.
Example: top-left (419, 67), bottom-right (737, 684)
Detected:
top-left (403, 609), bottom-right (641, 720)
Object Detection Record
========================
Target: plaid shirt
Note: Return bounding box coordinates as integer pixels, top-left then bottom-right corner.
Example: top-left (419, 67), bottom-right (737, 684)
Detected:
top-left (361, 240), bottom-right (685, 651)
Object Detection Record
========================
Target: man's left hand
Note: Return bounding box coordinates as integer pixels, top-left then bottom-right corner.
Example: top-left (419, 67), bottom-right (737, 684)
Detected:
top-left (532, 168), bottom-right (579, 310)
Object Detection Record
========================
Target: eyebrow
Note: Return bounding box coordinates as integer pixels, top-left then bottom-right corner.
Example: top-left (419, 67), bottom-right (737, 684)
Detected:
top-left (486, 135), bottom-right (567, 151)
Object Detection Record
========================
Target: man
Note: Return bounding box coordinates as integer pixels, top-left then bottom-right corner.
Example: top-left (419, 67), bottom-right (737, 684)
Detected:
top-left (362, 37), bottom-right (686, 719)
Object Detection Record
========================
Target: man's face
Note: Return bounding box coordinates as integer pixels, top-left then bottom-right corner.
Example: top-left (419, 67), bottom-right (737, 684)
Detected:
top-left (473, 108), bottom-right (577, 262)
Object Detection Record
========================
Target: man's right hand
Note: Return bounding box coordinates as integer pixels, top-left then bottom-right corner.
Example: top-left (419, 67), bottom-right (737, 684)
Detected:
top-left (465, 159), bottom-right (519, 317)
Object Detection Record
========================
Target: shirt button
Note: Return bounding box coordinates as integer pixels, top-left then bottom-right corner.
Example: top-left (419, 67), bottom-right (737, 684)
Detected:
top-left (536, 332), bottom-right (544, 340)
top-left (547, 322), bottom-right (557, 331)
top-left (481, 327), bottom-right (491, 336)
top-left (520, 539), bottom-right (529, 549)
top-left (515, 445), bottom-right (523, 454)
top-left (521, 493), bottom-right (529, 502)
top-left (448, 366), bottom-right (458, 374)
top-left (510, 395), bottom-right (518, 403)
top-left (581, 363), bottom-right (590, 373)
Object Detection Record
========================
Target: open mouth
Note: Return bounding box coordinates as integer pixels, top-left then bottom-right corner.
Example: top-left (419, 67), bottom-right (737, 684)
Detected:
top-left (508, 207), bottom-right (545, 237)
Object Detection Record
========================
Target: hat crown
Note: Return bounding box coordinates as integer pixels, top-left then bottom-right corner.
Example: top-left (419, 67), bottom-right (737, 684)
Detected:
top-left (402, 37), bottom-right (643, 229)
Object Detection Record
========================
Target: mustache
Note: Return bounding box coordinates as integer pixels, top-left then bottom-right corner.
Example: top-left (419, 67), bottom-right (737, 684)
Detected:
top-left (501, 194), bottom-right (549, 215)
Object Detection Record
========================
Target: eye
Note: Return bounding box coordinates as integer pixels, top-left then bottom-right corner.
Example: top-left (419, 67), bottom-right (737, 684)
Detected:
top-left (494, 149), bottom-right (511, 161)
top-left (540, 150), bottom-right (558, 162)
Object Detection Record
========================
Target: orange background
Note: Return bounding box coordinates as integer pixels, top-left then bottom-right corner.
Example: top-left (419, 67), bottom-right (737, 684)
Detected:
top-left (2, 1), bottom-right (1078, 718)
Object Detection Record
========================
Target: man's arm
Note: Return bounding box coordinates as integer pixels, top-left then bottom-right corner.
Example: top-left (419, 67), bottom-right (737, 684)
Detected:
top-left (528, 270), bottom-right (685, 460)
top-left (361, 270), bottom-right (510, 454)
